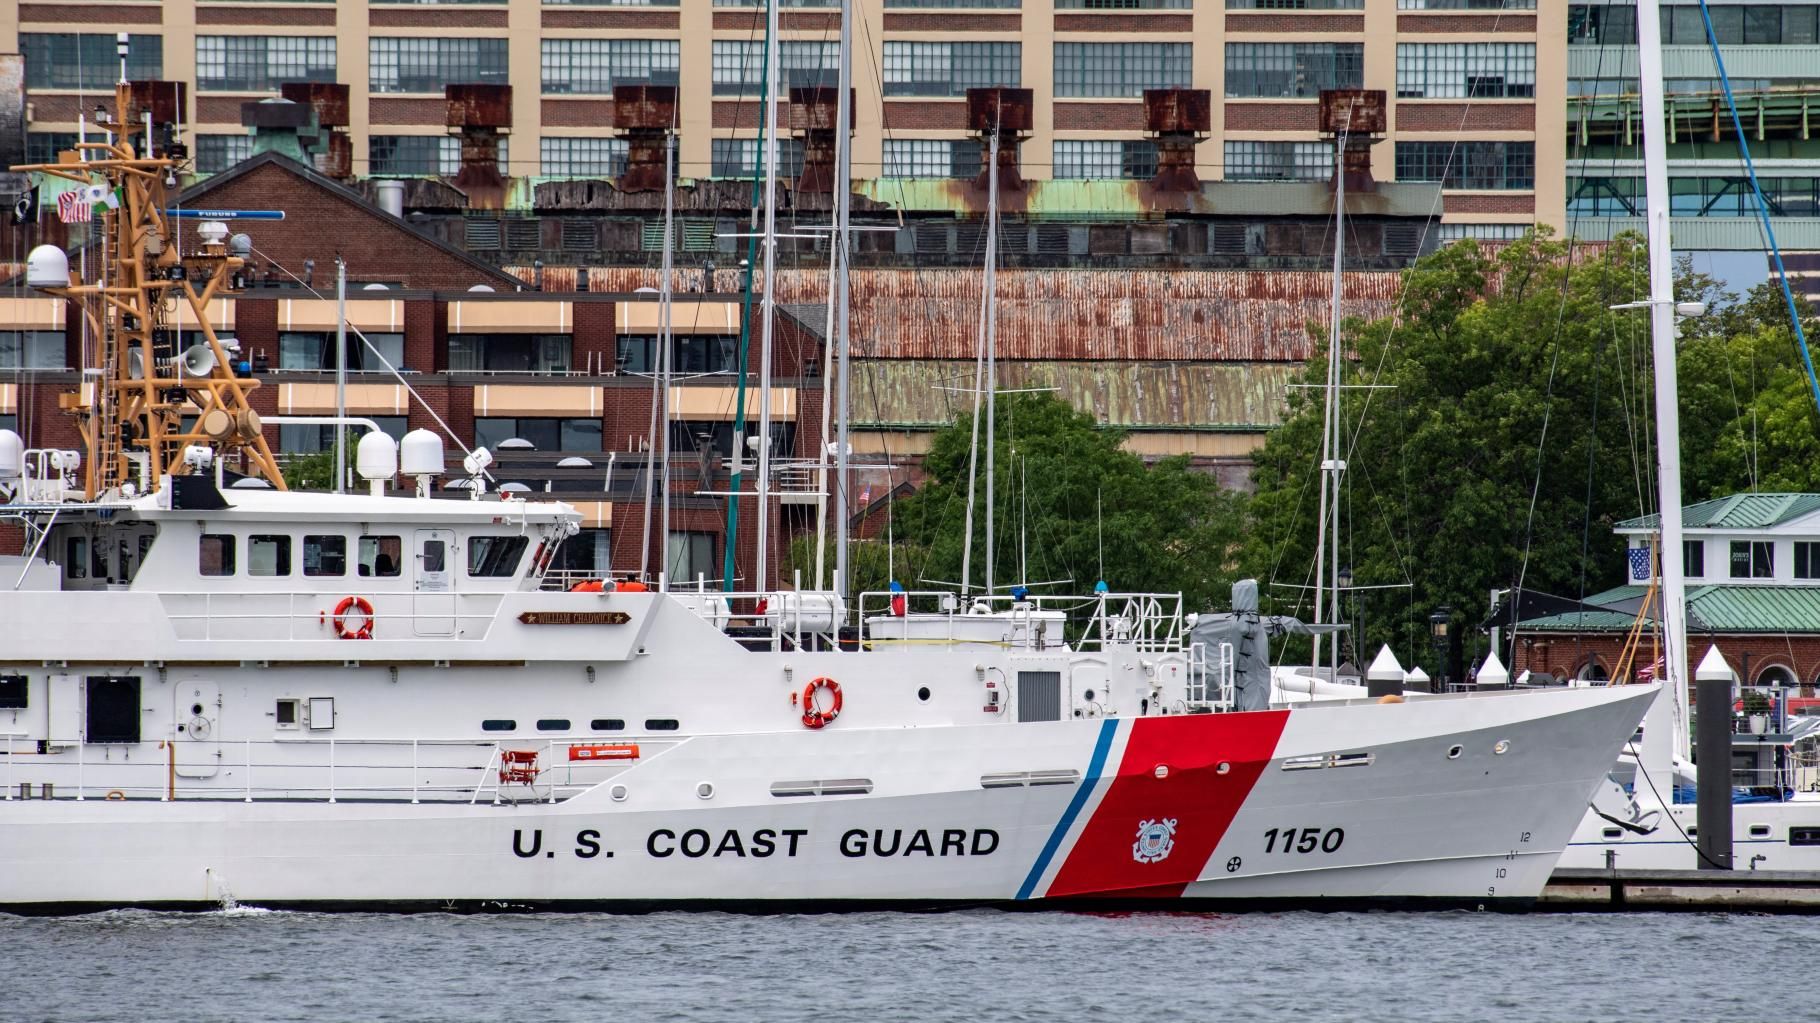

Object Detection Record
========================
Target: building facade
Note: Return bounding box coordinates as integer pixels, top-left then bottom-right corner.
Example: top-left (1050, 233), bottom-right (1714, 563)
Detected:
top-left (6, 0), bottom-right (1560, 237)
top-left (1566, 0), bottom-right (1820, 250)
top-left (1512, 493), bottom-right (1820, 687)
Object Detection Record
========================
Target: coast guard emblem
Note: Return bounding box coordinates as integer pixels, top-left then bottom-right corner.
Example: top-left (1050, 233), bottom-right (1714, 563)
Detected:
top-left (1132, 818), bottom-right (1178, 864)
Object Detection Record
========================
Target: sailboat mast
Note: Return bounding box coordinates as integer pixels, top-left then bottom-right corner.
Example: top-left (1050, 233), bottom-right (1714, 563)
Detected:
top-left (754, 0), bottom-right (781, 594)
top-left (658, 131), bottom-right (676, 590)
top-left (983, 126), bottom-right (1000, 600)
top-left (832, 0), bottom-right (855, 600)
top-left (1311, 148), bottom-right (1345, 675)
top-left (1637, 0), bottom-right (1692, 763)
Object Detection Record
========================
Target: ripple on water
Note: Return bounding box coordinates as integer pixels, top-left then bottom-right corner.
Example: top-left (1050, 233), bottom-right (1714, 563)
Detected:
top-left (0, 907), bottom-right (1806, 1023)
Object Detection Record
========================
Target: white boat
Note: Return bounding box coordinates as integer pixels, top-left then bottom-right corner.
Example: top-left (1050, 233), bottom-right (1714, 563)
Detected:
top-left (0, 81), bottom-right (1656, 914)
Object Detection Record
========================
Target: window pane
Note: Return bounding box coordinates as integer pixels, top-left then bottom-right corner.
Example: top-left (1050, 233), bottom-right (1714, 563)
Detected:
top-left (370, 37), bottom-right (509, 93)
top-left (1395, 43), bottom-right (1535, 99)
top-left (359, 536), bottom-right (402, 577)
top-left (200, 534), bottom-right (236, 576)
top-left (304, 535), bottom-right (347, 576)
top-left (23, 34), bottom-right (162, 90)
top-left (197, 35), bottom-right (336, 92)
top-left (249, 535), bottom-right (292, 576)
top-left (1057, 42), bottom-right (1192, 98)
top-left (1225, 43), bottom-right (1361, 98)
top-left (469, 535), bottom-right (529, 577)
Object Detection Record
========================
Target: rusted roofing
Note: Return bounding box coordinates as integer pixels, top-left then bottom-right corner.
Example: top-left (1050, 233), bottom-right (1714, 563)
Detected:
top-left (520, 266), bottom-right (1402, 362)
top-left (850, 360), bottom-right (1302, 430)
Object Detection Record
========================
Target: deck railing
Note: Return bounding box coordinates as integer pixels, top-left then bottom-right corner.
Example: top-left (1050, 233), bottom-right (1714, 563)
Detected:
top-left (1, 733), bottom-right (666, 804)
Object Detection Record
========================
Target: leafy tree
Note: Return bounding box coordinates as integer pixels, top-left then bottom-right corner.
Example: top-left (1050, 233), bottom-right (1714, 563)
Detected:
top-left (828, 393), bottom-right (1247, 613)
top-left (1245, 231), bottom-right (1820, 678)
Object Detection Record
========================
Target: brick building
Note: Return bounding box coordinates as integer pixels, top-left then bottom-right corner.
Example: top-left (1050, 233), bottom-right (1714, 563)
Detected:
top-left (1, 152), bottom-right (826, 589)
top-left (1512, 494), bottom-right (1820, 688)
top-left (7, 0), bottom-right (1561, 239)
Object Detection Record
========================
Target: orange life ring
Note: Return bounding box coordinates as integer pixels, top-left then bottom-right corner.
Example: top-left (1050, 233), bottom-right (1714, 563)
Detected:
top-left (331, 595), bottom-right (375, 640)
top-left (801, 677), bottom-right (842, 729)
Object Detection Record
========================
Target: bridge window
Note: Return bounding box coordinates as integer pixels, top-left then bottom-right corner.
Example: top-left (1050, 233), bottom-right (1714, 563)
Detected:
top-left (358, 535), bottom-right (402, 577)
top-left (0, 674), bottom-right (25, 709)
top-left (468, 535), bottom-right (529, 577)
top-left (249, 535), bottom-right (292, 577)
top-left (199, 534), bottom-right (236, 576)
top-left (304, 535), bottom-right (347, 577)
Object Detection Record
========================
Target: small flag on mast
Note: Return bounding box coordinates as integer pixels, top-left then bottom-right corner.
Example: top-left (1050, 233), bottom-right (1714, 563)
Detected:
top-left (56, 189), bottom-right (92, 223)
top-left (1626, 546), bottom-right (1653, 583)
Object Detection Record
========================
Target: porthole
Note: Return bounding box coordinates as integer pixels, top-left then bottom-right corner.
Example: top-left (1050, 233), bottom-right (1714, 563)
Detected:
top-left (190, 703), bottom-right (204, 716)
top-left (1216, 762), bottom-right (1231, 775)
top-left (536, 719), bottom-right (571, 732)
top-left (1601, 827), bottom-right (1622, 839)
top-left (917, 686), bottom-right (931, 702)
top-left (1446, 744), bottom-right (1463, 759)
top-left (1493, 740), bottom-right (1511, 755)
top-left (481, 719), bottom-right (516, 732)
top-left (1154, 764), bottom-right (1170, 780)
top-left (1749, 824), bottom-right (1771, 838)
top-left (609, 784), bottom-right (629, 802)
top-left (590, 718), bottom-right (625, 731)
top-left (696, 781), bottom-right (714, 800)
top-left (1083, 689), bottom-right (1096, 702)
top-left (645, 718), bottom-right (680, 731)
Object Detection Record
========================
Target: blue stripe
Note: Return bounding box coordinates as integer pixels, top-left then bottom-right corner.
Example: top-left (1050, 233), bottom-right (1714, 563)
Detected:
top-left (1016, 718), bottom-right (1119, 900)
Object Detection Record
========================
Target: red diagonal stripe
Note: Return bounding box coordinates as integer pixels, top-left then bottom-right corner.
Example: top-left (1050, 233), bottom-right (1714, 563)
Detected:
top-left (1046, 710), bottom-right (1288, 899)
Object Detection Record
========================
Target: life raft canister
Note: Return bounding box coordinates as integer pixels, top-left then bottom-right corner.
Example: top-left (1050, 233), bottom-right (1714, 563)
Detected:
top-left (801, 677), bottom-right (843, 729)
top-left (331, 595), bottom-right (376, 639)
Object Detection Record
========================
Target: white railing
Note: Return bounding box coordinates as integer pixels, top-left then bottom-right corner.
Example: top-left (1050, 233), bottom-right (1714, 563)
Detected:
top-left (157, 590), bottom-right (503, 642)
top-left (1, 734), bottom-right (665, 805)
top-left (855, 589), bottom-right (1189, 654)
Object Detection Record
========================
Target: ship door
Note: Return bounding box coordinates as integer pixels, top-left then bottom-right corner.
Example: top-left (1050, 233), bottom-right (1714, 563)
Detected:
top-left (173, 680), bottom-right (222, 779)
top-left (413, 529), bottom-right (457, 636)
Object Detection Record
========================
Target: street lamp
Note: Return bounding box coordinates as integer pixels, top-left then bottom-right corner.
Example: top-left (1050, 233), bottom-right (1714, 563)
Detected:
top-left (1429, 606), bottom-right (1451, 691)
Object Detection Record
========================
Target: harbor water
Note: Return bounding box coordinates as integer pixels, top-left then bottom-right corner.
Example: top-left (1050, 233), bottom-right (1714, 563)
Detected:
top-left (3, 907), bottom-right (1788, 1022)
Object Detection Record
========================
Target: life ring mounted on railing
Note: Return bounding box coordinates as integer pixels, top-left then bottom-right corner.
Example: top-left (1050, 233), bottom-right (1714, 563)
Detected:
top-left (330, 595), bottom-right (376, 640)
top-left (801, 677), bottom-right (843, 729)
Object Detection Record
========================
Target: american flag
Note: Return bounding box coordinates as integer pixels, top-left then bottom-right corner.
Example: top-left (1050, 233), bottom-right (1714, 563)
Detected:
top-left (55, 189), bottom-right (91, 224)
top-left (1626, 546), bottom-right (1653, 583)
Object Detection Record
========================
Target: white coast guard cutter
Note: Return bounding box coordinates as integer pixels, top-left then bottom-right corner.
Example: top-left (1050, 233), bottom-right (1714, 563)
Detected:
top-left (0, 85), bottom-right (1655, 913)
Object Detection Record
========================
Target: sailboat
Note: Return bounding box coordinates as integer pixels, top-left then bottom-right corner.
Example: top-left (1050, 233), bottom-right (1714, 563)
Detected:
top-left (1557, 0), bottom-right (1820, 872)
top-left (0, 19), bottom-right (1654, 913)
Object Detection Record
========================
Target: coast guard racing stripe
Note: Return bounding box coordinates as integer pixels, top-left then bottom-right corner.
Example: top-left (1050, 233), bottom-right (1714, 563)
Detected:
top-left (1045, 710), bottom-right (1289, 899)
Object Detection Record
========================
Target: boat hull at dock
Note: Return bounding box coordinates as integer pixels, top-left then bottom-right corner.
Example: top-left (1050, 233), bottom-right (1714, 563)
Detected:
top-left (0, 685), bottom-right (1654, 912)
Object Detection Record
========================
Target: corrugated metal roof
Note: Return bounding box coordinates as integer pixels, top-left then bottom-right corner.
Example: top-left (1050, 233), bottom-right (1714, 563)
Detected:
top-left (850, 360), bottom-right (1301, 430)
top-left (1518, 610), bottom-right (1645, 632)
top-left (1619, 493), bottom-right (1820, 531)
top-left (1519, 584), bottom-right (1820, 633)
top-left (556, 267), bottom-right (1401, 362)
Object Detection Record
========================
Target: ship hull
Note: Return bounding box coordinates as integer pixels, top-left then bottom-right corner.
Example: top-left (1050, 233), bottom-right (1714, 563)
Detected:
top-left (0, 685), bottom-right (1654, 912)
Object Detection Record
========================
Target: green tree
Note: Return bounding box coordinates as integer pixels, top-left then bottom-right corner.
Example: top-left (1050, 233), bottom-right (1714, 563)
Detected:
top-left (1247, 232), bottom-right (1820, 677)
top-left (868, 392), bottom-right (1247, 612)
top-left (1244, 231), bottom-right (1663, 676)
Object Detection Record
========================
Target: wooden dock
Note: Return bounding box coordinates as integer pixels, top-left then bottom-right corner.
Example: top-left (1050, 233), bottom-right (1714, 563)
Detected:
top-left (1545, 867), bottom-right (1820, 912)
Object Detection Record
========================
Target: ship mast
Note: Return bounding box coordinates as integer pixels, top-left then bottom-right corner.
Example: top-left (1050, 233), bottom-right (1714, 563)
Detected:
top-left (16, 80), bottom-right (284, 499)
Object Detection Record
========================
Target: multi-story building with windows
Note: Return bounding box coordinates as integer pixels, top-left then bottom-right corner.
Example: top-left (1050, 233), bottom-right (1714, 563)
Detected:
top-left (1567, 0), bottom-right (1820, 249)
top-left (5, 0), bottom-right (1562, 236)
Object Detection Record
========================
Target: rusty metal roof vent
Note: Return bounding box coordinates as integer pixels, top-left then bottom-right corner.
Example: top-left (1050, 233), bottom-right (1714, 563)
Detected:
top-left (613, 85), bottom-right (678, 193)
top-left (966, 87), bottom-right (1033, 193)
top-left (790, 86), bottom-right (853, 194)
top-left (1143, 89), bottom-right (1210, 192)
top-left (280, 82), bottom-right (352, 179)
top-left (445, 83), bottom-right (512, 209)
top-left (1318, 89), bottom-right (1387, 194)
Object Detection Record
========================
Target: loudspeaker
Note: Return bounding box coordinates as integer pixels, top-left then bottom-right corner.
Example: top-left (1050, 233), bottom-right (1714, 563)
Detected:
top-left (177, 345), bottom-right (217, 376)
